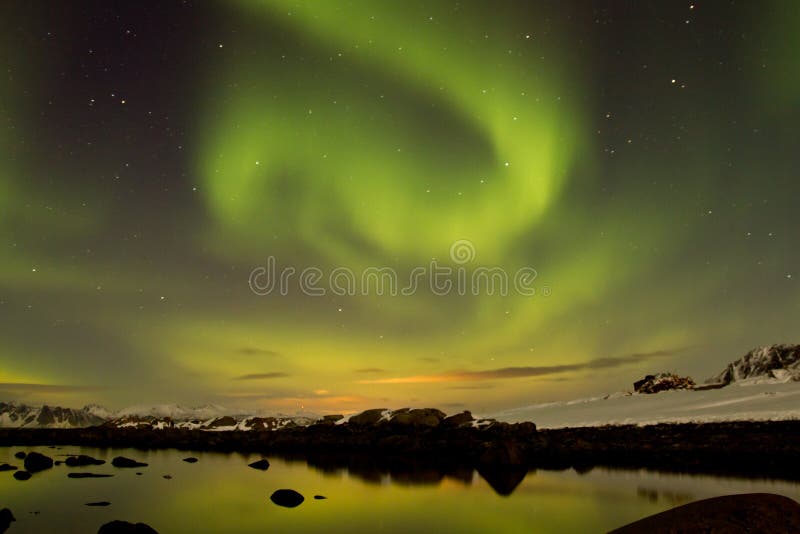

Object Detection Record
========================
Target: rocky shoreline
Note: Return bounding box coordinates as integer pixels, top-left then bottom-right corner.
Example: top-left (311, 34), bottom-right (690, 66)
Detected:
top-left (2, 419), bottom-right (800, 484)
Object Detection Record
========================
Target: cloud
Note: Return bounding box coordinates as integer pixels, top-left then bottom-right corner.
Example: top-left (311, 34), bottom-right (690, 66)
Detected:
top-left (237, 347), bottom-right (280, 356)
top-left (232, 372), bottom-right (289, 380)
top-left (358, 348), bottom-right (687, 384)
top-left (354, 367), bottom-right (386, 373)
top-left (0, 382), bottom-right (104, 393)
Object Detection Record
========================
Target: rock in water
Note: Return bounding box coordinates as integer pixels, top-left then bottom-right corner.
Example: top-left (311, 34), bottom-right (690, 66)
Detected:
top-left (85, 502), bottom-right (112, 507)
top-left (111, 456), bottom-right (148, 468)
top-left (68, 473), bottom-right (114, 478)
top-left (66, 455), bottom-right (105, 467)
top-left (248, 459), bottom-right (270, 470)
top-left (610, 493), bottom-right (800, 533)
top-left (0, 464), bottom-right (17, 472)
top-left (0, 508), bottom-right (14, 533)
top-left (23, 452), bottom-right (54, 473)
top-left (270, 489), bottom-right (305, 508)
top-left (12, 471), bottom-right (31, 481)
top-left (313, 495), bottom-right (327, 500)
top-left (13, 452), bottom-right (25, 460)
top-left (97, 520), bottom-right (159, 533)
top-left (182, 457), bottom-right (198, 463)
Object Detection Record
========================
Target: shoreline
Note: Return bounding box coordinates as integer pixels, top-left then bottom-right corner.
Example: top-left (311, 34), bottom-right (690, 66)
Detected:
top-left (2, 420), bottom-right (799, 483)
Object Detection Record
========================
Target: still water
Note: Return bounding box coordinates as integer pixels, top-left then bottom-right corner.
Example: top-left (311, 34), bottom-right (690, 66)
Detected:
top-left (1, 446), bottom-right (799, 533)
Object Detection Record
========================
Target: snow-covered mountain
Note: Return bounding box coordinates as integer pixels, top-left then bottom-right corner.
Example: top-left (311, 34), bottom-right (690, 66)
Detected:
top-left (115, 403), bottom-right (232, 420)
top-left (0, 401), bottom-right (318, 429)
top-left (707, 344), bottom-right (800, 385)
top-left (101, 414), bottom-right (317, 431)
top-left (0, 402), bottom-right (107, 428)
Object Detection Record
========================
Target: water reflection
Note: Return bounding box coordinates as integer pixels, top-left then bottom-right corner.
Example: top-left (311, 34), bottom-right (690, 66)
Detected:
top-left (1, 446), bottom-right (799, 534)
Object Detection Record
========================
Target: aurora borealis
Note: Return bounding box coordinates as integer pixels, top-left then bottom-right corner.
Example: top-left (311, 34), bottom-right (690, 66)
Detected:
top-left (1, 1), bottom-right (798, 413)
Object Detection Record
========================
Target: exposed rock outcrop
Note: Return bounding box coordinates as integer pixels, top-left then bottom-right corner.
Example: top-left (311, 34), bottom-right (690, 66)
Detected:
top-left (710, 344), bottom-right (800, 385)
top-left (610, 493), bottom-right (800, 533)
top-left (633, 373), bottom-right (695, 394)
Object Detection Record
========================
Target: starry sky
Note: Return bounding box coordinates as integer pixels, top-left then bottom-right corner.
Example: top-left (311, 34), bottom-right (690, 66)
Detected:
top-left (1, 1), bottom-right (798, 413)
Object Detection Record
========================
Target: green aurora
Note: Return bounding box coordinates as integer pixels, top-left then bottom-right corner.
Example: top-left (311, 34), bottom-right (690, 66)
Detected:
top-left (0, 1), bottom-right (798, 412)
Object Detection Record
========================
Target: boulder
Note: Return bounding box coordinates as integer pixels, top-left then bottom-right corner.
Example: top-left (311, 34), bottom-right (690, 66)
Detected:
top-left (270, 489), bottom-right (305, 508)
top-left (633, 373), bottom-right (695, 394)
top-left (610, 493), bottom-right (800, 533)
top-left (97, 520), bottom-right (159, 533)
top-left (182, 457), bottom-right (198, 463)
top-left (442, 411), bottom-right (475, 427)
top-left (24, 452), bottom-right (53, 473)
top-left (0, 508), bottom-right (14, 533)
top-left (0, 464), bottom-right (17, 472)
top-left (388, 408), bottom-right (446, 428)
top-left (13, 452), bottom-right (25, 460)
top-left (85, 502), bottom-right (112, 507)
top-left (348, 408), bottom-right (388, 426)
top-left (313, 495), bottom-right (327, 500)
top-left (66, 455), bottom-right (105, 467)
top-left (13, 471), bottom-right (31, 481)
top-left (112, 456), bottom-right (148, 468)
top-left (248, 459), bottom-right (270, 470)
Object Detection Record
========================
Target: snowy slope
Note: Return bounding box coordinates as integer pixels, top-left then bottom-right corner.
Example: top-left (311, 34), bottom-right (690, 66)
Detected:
top-left (492, 381), bottom-right (800, 428)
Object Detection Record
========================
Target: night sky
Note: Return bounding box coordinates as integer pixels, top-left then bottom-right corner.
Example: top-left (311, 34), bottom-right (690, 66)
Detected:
top-left (1, 1), bottom-right (798, 413)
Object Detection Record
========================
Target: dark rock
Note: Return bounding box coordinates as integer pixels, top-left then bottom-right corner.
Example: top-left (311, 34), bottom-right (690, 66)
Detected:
top-left (270, 489), bottom-right (305, 508)
top-left (202, 416), bottom-right (237, 429)
top-left (0, 464), bottom-right (17, 472)
top-left (479, 439), bottom-right (525, 467)
top-left (313, 495), bottom-right (326, 500)
top-left (244, 417), bottom-right (284, 431)
top-left (85, 502), bottom-right (111, 507)
top-left (610, 493), bottom-right (800, 533)
top-left (388, 408), bottom-right (446, 428)
top-left (111, 456), bottom-right (148, 468)
top-left (13, 452), bottom-right (25, 459)
top-left (135, 472), bottom-right (143, 476)
top-left (24, 452), bottom-right (53, 473)
top-left (66, 454), bottom-right (105, 467)
top-left (182, 457), bottom-right (198, 463)
top-left (97, 520), bottom-right (159, 533)
top-left (13, 471), bottom-right (31, 481)
top-left (68, 473), bottom-right (114, 478)
top-left (0, 508), bottom-right (14, 533)
top-left (248, 459), bottom-right (270, 470)
top-left (633, 373), bottom-right (695, 394)
top-left (314, 414), bottom-right (344, 426)
top-left (348, 408), bottom-right (388, 426)
top-left (162, 475), bottom-right (172, 479)
top-left (442, 411), bottom-right (475, 427)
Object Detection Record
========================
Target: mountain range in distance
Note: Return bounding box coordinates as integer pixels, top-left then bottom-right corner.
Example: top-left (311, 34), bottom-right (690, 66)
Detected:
top-left (2, 344), bottom-right (799, 430)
